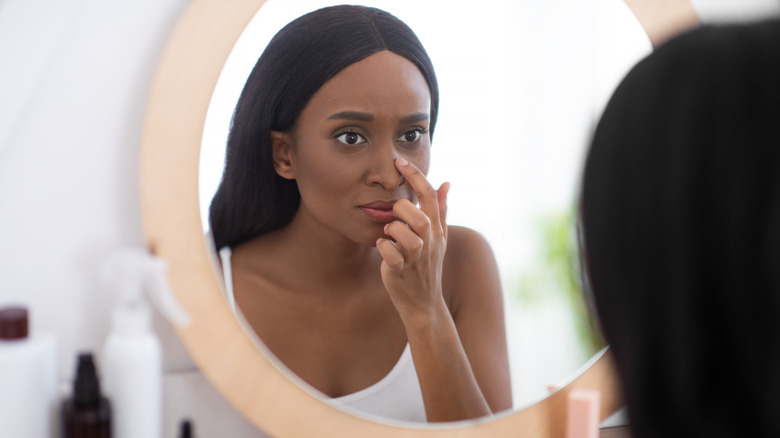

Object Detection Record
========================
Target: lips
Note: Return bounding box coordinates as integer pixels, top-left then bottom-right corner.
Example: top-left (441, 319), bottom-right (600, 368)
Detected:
top-left (359, 201), bottom-right (397, 223)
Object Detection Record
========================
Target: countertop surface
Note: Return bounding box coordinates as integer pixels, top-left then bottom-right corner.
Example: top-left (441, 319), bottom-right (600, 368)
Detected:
top-left (602, 426), bottom-right (632, 438)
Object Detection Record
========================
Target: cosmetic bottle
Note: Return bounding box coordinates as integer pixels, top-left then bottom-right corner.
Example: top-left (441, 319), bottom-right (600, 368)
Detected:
top-left (0, 305), bottom-right (58, 438)
top-left (101, 249), bottom-right (190, 438)
top-left (62, 353), bottom-right (112, 437)
top-left (179, 419), bottom-right (194, 438)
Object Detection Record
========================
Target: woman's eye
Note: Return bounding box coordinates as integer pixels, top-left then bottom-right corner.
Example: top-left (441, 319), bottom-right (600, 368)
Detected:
top-left (398, 129), bottom-right (426, 143)
top-left (336, 132), bottom-right (366, 145)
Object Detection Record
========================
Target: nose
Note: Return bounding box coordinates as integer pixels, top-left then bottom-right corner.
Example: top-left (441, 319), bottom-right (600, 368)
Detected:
top-left (366, 140), bottom-right (405, 190)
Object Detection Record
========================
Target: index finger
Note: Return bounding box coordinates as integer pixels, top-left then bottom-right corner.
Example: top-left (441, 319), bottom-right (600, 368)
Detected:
top-left (395, 156), bottom-right (441, 226)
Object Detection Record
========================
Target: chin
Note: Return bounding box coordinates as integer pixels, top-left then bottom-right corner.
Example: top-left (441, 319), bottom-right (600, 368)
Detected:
top-left (353, 225), bottom-right (387, 247)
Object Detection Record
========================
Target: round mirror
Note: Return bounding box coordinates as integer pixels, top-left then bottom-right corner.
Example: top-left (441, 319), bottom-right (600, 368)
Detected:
top-left (140, 0), bottom-right (639, 435)
top-left (198, 0), bottom-right (649, 414)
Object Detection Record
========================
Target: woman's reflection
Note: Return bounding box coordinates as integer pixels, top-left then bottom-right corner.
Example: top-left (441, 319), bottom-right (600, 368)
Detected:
top-left (208, 5), bottom-right (511, 423)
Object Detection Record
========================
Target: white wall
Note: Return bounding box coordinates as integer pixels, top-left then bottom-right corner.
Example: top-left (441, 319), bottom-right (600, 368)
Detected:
top-left (0, 0), bottom-right (262, 436)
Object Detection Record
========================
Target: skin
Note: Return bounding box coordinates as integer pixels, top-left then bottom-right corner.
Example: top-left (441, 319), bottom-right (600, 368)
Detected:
top-left (230, 50), bottom-right (511, 422)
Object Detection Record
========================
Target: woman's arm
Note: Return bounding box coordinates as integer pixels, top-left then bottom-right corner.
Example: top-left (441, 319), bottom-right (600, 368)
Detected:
top-left (375, 157), bottom-right (509, 422)
top-left (444, 225), bottom-right (512, 414)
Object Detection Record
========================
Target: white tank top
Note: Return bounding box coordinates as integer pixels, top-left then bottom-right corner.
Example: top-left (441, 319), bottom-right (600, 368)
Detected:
top-left (218, 247), bottom-right (427, 423)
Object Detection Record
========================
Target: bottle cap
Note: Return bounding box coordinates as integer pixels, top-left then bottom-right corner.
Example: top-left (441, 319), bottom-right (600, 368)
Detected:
top-left (73, 353), bottom-right (102, 407)
top-left (0, 306), bottom-right (29, 340)
top-left (102, 248), bottom-right (191, 330)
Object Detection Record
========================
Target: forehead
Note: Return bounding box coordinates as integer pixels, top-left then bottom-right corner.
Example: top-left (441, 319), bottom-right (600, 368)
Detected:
top-left (302, 50), bottom-right (431, 120)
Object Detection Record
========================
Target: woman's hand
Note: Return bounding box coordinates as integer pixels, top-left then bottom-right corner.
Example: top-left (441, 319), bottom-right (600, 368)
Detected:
top-left (375, 157), bottom-right (497, 422)
top-left (375, 156), bottom-right (450, 324)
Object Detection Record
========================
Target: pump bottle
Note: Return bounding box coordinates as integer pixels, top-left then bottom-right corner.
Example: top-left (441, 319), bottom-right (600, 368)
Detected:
top-left (101, 248), bottom-right (189, 438)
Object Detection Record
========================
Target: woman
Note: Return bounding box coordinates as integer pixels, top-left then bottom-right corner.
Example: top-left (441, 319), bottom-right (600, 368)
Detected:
top-left (581, 18), bottom-right (780, 438)
top-left (210, 5), bottom-right (511, 423)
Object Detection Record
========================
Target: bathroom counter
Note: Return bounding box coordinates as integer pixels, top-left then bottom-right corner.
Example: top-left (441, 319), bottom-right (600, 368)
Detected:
top-left (601, 426), bottom-right (632, 438)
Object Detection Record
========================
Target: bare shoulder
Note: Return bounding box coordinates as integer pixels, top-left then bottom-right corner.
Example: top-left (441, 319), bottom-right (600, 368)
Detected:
top-left (442, 226), bottom-right (502, 313)
top-left (230, 229), bottom-right (292, 280)
top-left (444, 225), bottom-right (497, 269)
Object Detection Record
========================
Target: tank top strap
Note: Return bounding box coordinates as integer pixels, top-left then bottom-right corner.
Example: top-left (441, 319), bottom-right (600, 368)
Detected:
top-left (218, 247), bottom-right (236, 314)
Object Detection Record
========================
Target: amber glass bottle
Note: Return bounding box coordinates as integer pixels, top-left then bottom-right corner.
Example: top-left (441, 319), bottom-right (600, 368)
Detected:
top-left (62, 353), bottom-right (112, 438)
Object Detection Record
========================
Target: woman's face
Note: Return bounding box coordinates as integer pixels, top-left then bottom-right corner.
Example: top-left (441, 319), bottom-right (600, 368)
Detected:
top-left (273, 50), bottom-right (432, 246)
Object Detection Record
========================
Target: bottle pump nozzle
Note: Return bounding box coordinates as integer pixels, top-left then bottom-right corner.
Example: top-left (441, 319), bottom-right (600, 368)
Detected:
top-left (101, 248), bottom-right (190, 330)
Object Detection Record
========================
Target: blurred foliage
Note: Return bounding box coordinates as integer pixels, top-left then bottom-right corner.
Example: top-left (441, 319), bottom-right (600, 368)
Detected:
top-left (514, 206), bottom-right (605, 356)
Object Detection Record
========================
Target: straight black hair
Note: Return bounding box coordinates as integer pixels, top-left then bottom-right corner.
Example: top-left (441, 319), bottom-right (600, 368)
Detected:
top-left (209, 5), bottom-right (439, 249)
top-left (581, 18), bottom-right (780, 438)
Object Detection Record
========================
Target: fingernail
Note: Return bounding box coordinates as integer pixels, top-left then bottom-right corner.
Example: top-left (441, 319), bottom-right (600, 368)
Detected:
top-left (396, 156), bottom-right (409, 166)
top-left (376, 238), bottom-right (383, 247)
top-left (384, 223), bottom-right (390, 233)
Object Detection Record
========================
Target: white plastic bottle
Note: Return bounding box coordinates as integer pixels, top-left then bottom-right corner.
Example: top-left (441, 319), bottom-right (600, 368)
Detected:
top-left (0, 306), bottom-right (58, 438)
top-left (101, 249), bottom-right (190, 438)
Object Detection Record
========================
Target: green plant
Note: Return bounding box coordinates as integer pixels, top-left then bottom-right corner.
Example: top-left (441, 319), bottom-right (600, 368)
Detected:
top-left (514, 207), bottom-right (605, 356)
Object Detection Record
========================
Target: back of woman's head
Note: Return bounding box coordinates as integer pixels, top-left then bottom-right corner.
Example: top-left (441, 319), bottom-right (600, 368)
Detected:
top-left (581, 18), bottom-right (780, 438)
top-left (209, 5), bottom-right (439, 249)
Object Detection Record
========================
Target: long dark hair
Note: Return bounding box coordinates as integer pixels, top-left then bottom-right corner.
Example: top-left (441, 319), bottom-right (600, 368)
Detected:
top-left (581, 19), bottom-right (780, 438)
top-left (209, 5), bottom-right (439, 249)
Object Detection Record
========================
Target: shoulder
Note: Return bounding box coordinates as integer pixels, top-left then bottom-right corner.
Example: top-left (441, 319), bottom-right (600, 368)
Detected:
top-left (444, 226), bottom-right (497, 269)
top-left (442, 226), bottom-right (502, 313)
top-left (230, 230), bottom-right (290, 279)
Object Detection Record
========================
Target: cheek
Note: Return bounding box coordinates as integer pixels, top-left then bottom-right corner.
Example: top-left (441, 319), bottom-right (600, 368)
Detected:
top-left (294, 152), bottom-right (359, 196)
top-left (407, 147), bottom-right (431, 175)
top-left (298, 166), bottom-right (347, 194)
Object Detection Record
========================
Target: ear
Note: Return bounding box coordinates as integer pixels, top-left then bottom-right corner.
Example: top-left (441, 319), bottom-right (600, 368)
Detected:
top-left (271, 130), bottom-right (296, 180)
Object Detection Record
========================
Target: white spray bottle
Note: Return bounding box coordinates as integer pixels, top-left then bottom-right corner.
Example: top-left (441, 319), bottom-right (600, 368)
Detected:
top-left (101, 248), bottom-right (190, 438)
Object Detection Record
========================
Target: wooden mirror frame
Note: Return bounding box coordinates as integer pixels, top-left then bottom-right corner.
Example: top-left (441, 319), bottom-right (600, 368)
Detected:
top-left (139, 0), bottom-right (623, 435)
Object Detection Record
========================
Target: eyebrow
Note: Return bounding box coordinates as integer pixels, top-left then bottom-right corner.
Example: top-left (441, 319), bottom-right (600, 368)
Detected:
top-left (400, 113), bottom-right (429, 124)
top-left (326, 111), bottom-right (373, 122)
top-left (325, 111), bottom-right (430, 124)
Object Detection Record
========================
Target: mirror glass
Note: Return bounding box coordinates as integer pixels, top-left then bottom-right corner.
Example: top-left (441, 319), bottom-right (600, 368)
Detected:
top-left (198, 0), bottom-right (650, 418)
